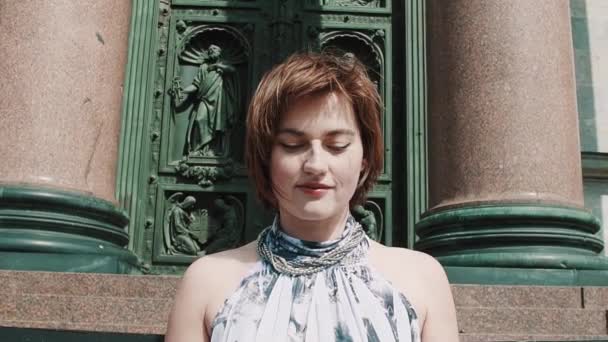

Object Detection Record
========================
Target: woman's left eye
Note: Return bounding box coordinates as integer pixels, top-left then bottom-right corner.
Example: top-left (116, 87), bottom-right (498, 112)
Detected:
top-left (327, 144), bottom-right (350, 152)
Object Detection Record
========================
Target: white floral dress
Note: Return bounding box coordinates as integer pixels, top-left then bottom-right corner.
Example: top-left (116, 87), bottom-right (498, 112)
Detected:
top-left (210, 216), bottom-right (421, 342)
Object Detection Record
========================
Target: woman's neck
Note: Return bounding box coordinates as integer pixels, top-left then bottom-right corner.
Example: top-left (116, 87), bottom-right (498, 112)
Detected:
top-left (278, 208), bottom-right (350, 242)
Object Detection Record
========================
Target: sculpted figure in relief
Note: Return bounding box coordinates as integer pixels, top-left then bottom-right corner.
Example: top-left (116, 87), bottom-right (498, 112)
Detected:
top-left (165, 193), bottom-right (203, 256)
top-left (172, 44), bottom-right (240, 157)
top-left (204, 198), bottom-right (240, 254)
top-left (352, 204), bottom-right (380, 241)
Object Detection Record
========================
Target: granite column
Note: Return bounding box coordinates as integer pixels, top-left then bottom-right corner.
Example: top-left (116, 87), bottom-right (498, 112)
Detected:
top-left (417, 0), bottom-right (608, 284)
top-left (0, 1), bottom-right (139, 273)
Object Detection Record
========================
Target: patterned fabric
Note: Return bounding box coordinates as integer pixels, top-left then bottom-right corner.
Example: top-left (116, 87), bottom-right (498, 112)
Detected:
top-left (210, 215), bottom-right (421, 342)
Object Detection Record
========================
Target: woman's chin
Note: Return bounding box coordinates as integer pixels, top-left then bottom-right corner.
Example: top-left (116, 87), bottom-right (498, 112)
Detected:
top-left (293, 205), bottom-right (344, 222)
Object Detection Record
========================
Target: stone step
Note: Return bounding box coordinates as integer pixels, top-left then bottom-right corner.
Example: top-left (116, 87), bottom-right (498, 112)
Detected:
top-left (454, 285), bottom-right (608, 309)
top-left (457, 308), bottom-right (607, 336)
top-left (0, 270), bottom-right (179, 299)
top-left (3, 271), bottom-right (608, 339)
top-left (6, 272), bottom-right (608, 310)
top-left (453, 285), bottom-right (583, 308)
top-left (460, 334), bottom-right (608, 342)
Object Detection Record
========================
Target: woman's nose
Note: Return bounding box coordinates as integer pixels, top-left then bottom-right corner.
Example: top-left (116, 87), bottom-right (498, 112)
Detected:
top-left (302, 143), bottom-right (328, 174)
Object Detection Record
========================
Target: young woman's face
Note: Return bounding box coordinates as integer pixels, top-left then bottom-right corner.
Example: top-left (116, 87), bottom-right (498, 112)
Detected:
top-left (270, 92), bottom-right (366, 226)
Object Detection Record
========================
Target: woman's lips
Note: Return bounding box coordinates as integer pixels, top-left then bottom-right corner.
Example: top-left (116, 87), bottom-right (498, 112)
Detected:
top-left (296, 184), bottom-right (333, 197)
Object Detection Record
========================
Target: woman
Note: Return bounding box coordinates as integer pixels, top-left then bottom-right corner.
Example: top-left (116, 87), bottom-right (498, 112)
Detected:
top-left (165, 52), bottom-right (459, 342)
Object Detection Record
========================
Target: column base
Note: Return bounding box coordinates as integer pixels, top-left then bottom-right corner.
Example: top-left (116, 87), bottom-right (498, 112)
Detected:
top-left (0, 185), bottom-right (142, 274)
top-left (416, 204), bottom-right (608, 283)
top-left (446, 266), bottom-right (608, 286)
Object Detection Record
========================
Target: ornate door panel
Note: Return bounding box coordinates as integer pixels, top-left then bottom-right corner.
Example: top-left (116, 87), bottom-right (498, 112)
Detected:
top-left (129, 0), bottom-right (403, 274)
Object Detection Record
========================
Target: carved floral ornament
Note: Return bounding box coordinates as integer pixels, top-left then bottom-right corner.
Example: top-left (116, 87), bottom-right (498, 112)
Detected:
top-left (175, 158), bottom-right (234, 187)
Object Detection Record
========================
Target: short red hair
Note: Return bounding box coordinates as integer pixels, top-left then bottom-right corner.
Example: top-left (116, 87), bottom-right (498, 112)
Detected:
top-left (245, 52), bottom-right (384, 209)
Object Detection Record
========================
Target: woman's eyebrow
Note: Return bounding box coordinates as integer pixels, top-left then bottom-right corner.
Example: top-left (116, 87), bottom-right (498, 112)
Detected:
top-left (276, 128), bottom-right (356, 137)
top-left (326, 129), bottom-right (356, 137)
top-left (276, 128), bottom-right (305, 136)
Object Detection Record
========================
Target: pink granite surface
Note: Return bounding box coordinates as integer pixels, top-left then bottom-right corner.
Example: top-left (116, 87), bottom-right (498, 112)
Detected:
top-left (426, 0), bottom-right (584, 211)
top-left (5, 271), bottom-right (178, 299)
top-left (0, 271), bottom-right (179, 335)
top-left (458, 307), bottom-right (606, 335)
top-left (583, 287), bottom-right (608, 308)
top-left (461, 334), bottom-right (608, 342)
top-left (0, 1), bottom-right (132, 202)
top-left (2, 271), bottom-right (608, 340)
top-left (0, 274), bottom-right (17, 319)
top-left (452, 284), bottom-right (582, 308)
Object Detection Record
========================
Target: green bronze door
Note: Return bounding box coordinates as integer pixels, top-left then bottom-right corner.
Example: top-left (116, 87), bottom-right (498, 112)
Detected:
top-left (118, 0), bottom-right (423, 274)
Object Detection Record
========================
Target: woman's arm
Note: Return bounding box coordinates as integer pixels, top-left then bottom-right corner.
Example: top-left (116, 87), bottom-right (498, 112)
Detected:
top-left (368, 242), bottom-right (460, 341)
top-left (165, 259), bottom-right (211, 342)
top-left (419, 255), bottom-right (460, 342)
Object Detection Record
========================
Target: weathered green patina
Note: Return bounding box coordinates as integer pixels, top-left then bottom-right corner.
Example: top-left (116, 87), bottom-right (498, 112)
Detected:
top-left (417, 204), bottom-right (608, 285)
top-left (0, 185), bottom-right (140, 273)
top-left (117, 0), bottom-right (410, 275)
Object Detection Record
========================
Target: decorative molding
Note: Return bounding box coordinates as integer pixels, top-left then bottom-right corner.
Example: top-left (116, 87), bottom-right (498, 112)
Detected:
top-left (406, 0), bottom-right (427, 248)
top-left (323, 0), bottom-right (382, 8)
top-left (172, 0), bottom-right (259, 7)
top-left (318, 14), bottom-right (391, 25)
top-left (116, 0), bottom-right (160, 254)
top-left (170, 8), bottom-right (260, 19)
top-left (446, 266), bottom-right (608, 286)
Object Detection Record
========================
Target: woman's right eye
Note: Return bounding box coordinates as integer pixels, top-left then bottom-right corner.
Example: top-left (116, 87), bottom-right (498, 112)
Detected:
top-left (280, 143), bottom-right (304, 151)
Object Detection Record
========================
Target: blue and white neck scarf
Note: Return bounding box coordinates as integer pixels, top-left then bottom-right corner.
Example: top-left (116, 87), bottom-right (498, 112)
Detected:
top-left (210, 215), bottom-right (421, 342)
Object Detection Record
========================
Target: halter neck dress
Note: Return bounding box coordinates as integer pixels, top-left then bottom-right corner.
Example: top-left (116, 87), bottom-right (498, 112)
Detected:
top-left (210, 216), bottom-right (421, 342)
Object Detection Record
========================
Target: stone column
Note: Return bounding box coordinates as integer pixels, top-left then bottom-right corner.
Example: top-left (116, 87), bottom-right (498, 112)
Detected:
top-left (417, 0), bottom-right (608, 284)
top-left (0, 1), bottom-right (139, 273)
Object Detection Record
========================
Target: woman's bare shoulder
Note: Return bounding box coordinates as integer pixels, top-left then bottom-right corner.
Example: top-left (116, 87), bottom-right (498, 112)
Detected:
top-left (166, 242), bottom-right (259, 342)
top-left (183, 241), bottom-right (259, 293)
top-left (368, 241), bottom-right (451, 324)
top-left (190, 242), bottom-right (258, 272)
top-left (368, 240), bottom-right (446, 280)
top-left (368, 243), bottom-right (459, 340)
